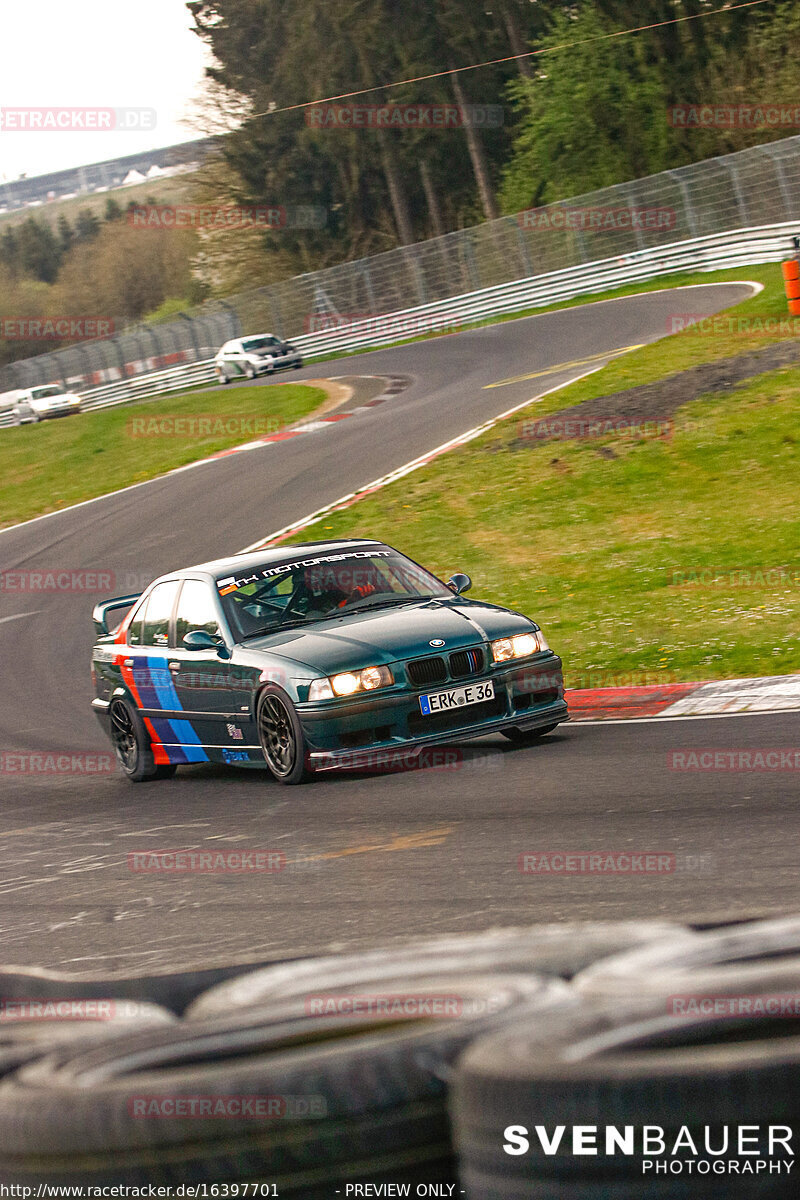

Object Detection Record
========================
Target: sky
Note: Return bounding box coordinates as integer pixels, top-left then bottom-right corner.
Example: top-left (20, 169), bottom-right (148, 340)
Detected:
top-left (0, 0), bottom-right (212, 181)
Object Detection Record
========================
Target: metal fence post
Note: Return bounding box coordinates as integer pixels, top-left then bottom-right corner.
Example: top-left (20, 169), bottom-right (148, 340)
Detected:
top-left (758, 142), bottom-right (796, 222)
top-left (668, 170), bottom-right (699, 237)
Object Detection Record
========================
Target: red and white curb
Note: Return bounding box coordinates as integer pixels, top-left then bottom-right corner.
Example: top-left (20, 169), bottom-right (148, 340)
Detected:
top-left (568, 675), bottom-right (800, 721)
top-left (174, 413), bottom-right (355, 470)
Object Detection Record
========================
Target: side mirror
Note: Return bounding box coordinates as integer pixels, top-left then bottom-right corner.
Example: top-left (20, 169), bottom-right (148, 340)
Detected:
top-left (446, 573), bottom-right (472, 596)
top-left (183, 629), bottom-right (223, 652)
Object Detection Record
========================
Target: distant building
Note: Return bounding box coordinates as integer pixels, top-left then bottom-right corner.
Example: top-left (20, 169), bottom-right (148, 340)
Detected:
top-left (0, 138), bottom-right (217, 211)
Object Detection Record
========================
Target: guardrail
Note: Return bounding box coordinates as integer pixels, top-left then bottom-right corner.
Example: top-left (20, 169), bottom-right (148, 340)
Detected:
top-left (0, 221), bottom-right (795, 428)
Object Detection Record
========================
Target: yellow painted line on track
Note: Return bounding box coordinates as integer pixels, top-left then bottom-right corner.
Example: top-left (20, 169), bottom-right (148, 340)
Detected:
top-left (294, 825), bottom-right (454, 864)
top-left (484, 344), bottom-right (645, 390)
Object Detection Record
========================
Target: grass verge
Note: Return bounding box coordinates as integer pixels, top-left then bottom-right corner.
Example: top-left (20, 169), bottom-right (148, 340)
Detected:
top-left (286, 268), bottom-right (799, 683)
top-left (0, 383), bottom-right (326, 529)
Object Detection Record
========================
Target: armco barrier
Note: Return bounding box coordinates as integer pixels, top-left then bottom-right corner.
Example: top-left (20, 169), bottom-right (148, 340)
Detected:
top-left (0, 220), bottom-right (795, 428)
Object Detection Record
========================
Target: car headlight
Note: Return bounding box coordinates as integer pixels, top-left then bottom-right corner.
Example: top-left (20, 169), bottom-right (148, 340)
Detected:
top-left (492, 632), bottom-right (548, 663)
top-left (308, 666), bottom-right (394, 701)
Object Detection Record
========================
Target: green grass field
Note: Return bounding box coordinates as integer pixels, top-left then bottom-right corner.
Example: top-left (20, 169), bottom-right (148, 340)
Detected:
top-left (0, 383), bottom-right (326, 529)
top-left (285, 267), bottom-right (800, 684)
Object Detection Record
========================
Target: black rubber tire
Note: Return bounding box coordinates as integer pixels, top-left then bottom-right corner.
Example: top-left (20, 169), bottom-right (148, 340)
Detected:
top-left (501, 723), bottom-right (558, 744)
top-left (0, 956), bottom-right (302, 1017)
top-left (186, 922), bottom-right (685, 1019)
top-left (0, 1001), bottom-right (175, 1080)
top-left (575, 914), bottom-right (800, 1001)
top-left (458, 1169), bottom-right (708, 1200)
top-left (217, 369), bottom-right (230, 384)
top-left (0, 973), bottom-right (569, 1186)
top-left (452, 997), bottom-right (800, 1197)
top-left (257, 686), bottom-right (312, 785)
top-left (453, 998), bottom-right (800, 1200)
top-left (109, 697), bottom-right (175, 783)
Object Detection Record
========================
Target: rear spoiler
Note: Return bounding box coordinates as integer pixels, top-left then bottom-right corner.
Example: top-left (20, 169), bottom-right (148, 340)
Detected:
top-left (92, 594), bottom-right (142, 637)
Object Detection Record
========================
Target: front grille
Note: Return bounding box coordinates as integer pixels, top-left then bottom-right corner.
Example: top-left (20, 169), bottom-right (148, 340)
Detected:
top-left (407, 656), bottom-right (447, 688)
top-left (449, 647), bottom-right (485, 679)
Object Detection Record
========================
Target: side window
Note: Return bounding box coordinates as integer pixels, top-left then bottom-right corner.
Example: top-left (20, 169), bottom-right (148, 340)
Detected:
top-left (175, 579), bottom-right (221, 644)
top-left (127, 597), bottom-right (148, 646)
top-left (141, 580), bottom-right (180, 648)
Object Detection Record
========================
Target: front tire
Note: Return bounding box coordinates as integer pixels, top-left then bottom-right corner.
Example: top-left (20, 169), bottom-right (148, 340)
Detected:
top-left (110, 698), bottom-right (177, 783)
top-left (257, 687), bottom-right (312, 785)
top-left (245, 364), bottom-right (257, 380)
top-left (501, 723), bottom-right (558, 745)
top-left (217, 369), bottom-right (230, 385)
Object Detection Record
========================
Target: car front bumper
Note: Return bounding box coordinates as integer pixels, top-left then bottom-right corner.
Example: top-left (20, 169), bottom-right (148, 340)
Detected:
top-left (299, 653), bottom-right (567, 772)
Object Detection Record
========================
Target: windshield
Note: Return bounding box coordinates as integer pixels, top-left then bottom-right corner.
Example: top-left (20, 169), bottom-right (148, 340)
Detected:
top-left (241, 336), bottom-right (282, 352)
top-left (30, 386), bottom-right (65, 399)
top-left (217, 547), bottom-right (452, 641)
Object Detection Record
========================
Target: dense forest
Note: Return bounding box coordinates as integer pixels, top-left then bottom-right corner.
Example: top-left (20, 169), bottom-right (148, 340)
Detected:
top-left (2, 0), bottom-right (799, 368)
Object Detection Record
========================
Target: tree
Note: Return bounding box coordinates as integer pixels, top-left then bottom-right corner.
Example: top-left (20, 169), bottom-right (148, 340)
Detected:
top-left (75, 208), bottom-right (101, 242)
top-left (499, 5), bottom-right (671, 212)
top-left (15, 217), bottom-right (62, 284)
top-left (104, 197), bottom-right (123, 223)
top-left (57, 215), bottom-right (74, 257)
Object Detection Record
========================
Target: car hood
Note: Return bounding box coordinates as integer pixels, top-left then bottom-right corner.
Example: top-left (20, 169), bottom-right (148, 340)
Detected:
top-left (240, 600), bottom-right (536, 676)
top-left (30, 394), bottom-right (78, 411)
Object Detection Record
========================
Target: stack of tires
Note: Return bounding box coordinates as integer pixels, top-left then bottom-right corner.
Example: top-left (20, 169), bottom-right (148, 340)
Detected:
top-left (453, 916), bottom-right (800, 1199)
top-left (0, 918), bottom-right (798, 1198)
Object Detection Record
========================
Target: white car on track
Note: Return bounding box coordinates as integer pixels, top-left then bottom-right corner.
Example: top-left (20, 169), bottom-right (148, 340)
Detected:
top-left (214, 334), bottom-right (303, 384)
top-left (9, 385), bottom-right (82, 425)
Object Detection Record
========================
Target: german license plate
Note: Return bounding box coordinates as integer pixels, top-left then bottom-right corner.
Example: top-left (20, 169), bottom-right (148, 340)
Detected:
top-left (419, 680), bottom-right (495, 715)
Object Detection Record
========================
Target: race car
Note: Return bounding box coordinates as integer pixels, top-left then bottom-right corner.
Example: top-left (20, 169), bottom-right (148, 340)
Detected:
top-left (9, 385), bottom-right (82, 424)
top-left (91, 540), bottom-right (568, 785)
top-left (214, 334), bottom-right (303, 383)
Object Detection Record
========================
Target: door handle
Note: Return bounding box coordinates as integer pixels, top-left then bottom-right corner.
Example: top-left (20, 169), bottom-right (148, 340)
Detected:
top-left (169, 662), bottom-right (181, 672)
top-left (123, 659), bottom-right (134, 668)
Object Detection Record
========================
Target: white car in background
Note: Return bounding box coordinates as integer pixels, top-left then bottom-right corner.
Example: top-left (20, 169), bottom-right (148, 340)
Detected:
top-left (214, 334), bottom-right (303, 384)
top-left (9, 385), bottom-right (82, 425)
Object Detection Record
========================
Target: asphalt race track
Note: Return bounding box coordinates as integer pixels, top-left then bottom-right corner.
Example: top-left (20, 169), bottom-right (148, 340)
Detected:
top-left (1, 281), bottom-right (796, 973)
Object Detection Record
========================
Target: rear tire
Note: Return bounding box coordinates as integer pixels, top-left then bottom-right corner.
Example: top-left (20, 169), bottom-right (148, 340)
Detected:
top-left (501, 723), bottom-right (558, 744)
top-left (257, 687), bottom-right (312, 785)
top-left (109, 698), bottom-right (176, 783)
